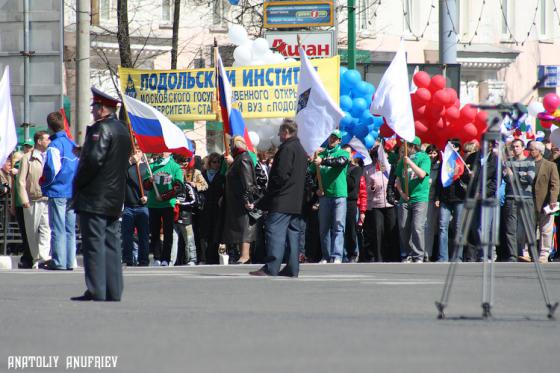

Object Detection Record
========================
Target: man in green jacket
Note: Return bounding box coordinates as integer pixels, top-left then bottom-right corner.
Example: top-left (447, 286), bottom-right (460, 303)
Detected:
top-left (394, 137), bottom-right (431, 263)
top-left (309, 130), bottom-right (349, 264)
top-left (143, 152), bottom-right (184, 266)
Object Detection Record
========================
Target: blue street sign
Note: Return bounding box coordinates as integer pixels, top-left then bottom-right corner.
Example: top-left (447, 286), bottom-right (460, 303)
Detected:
top-left (264, 1), bottom-right (334, 28)
top-left (538, 65), bottom-right (560, 88)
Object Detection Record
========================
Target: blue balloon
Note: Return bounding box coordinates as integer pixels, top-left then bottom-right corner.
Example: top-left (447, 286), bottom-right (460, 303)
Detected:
top-left (342, 69), bottom-right (362, 88)
top-left (339, 113), bottom-right (353, 131)
top-left (367, 124), bottom-right (375, 133)
top-left (359, 111), bottom-right (374, 125)
top-left (366, 83), bottom-right (376, 97)
top-left (351, 97), bottom-right (368, 117)
top-left (364, 133), bottom-right (376, 149)
top-left (340, 84), bottom-right (351, 95)
top-left (340, 66), bottom-right (348, 80)
top-left (341, 131), bottom-right (352, 145)
top-left (340, 95), bottom-right (353, 112)
top-left (354, 122), bottom-right (369, 139)
top-left (372, 115), bottom-right (384, 129)
top-left (353, 81), bottom-right (370, 98)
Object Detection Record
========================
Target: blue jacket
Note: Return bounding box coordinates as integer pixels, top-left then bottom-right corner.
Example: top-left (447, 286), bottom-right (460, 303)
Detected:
top-left (41, 131), bottom-right (78, 198)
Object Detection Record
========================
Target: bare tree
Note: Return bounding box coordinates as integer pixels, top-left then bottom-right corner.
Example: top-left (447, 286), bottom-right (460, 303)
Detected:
top-left (117, 0), bottom-right (132, 67)
top-left (171, 0), bottom-right (181, 69)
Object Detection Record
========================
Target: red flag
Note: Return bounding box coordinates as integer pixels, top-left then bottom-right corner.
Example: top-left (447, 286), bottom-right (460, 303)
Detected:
top-left (59, 108), bottom-right (74, 140)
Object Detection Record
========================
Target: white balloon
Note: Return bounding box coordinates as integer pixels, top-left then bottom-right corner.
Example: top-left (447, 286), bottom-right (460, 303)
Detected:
top-left (252, 38), bottom-right (270, 58)
top-left (257, 137), bottom-right (272, 151)
top-left (271, 52), bottom-right (285, 64)
top-left (250, 59), bottom-right (265, 66)
top-left (228, 24), bottom-right (248, 46)
top-left (233, 44), bottom-right (252, 66)
top-left (528, 101), bottom-right (545, 117)
top-left (248, 131), bottom-right (260, 147)
top-left (271, 135), bottom-right (282, 147)
top-left (283, 57), bottom-right (297, 64)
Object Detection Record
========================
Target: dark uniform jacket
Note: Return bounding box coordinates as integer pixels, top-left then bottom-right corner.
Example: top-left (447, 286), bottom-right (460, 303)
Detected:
top-left (260, 136), bottom-right (308, 214)
top-left (74, 114), bottom-right (132, 217)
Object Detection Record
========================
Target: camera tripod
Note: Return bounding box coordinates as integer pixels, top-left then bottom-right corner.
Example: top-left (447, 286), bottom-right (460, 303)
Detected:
top-left (435, 107), bottom-right (558, 320)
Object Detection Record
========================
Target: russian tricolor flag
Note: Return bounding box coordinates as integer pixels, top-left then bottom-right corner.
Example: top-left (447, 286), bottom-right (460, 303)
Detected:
top-left (216, 53), bottom-right (253, 151)
top-left (441, 143), bottom-right (464, 188)
top-left (122, 94), bottom-right (194, 157)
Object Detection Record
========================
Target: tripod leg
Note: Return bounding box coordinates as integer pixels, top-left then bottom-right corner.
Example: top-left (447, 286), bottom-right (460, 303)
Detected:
top-left (435, 199), bottom-right (476, 319)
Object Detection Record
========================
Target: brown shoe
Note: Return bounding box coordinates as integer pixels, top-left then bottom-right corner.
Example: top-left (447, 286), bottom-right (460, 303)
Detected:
top-left (518, 256), bottom-right (531, 263)
top-left (249, 270), bottom-right (269, 277)
top-left (539, 256), bottom-right (549, 264)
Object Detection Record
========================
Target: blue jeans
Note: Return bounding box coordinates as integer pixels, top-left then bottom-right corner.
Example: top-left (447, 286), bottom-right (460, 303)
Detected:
top-left (438, 202), bottom-right (464, 262)
top-left (121, 206), bottom-right (150, 266)
top-left (48, 198), bottom-right (76, 269)
top-left (262, 212), bottom-right (301, 276)
top-left (318, 197), bottom-right (347, 261)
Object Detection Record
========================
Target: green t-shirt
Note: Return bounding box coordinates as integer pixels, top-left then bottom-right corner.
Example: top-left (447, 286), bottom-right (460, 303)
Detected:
top-left (309, 145), bottom-right (349, 198)
top-left (395, 151), bottom-right (431, 203)
top-left (145, 157), bottom-right (184, 209)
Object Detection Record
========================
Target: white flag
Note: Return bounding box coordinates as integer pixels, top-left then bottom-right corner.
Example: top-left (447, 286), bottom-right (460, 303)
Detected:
top-left (377, 144), bottom-right (391, 176)
top-left (348, 136), bottom-right (372, 166)
top-left (0, 66), bottom-right (18, 167)
top-left (370, 47), bottom-right (415, 143)
top-left (295, 47), bottom-right (344, 155)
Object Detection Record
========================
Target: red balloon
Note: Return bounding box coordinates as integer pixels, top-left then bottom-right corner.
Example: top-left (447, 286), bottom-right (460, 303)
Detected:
top-left (541, 120), bottom-right (553, 129)
top-left (460, 104), bottom-right (477, 123)
top-left (414, 120), bottom-right (429, 135)
top-left (462, 123), bottom-right (478, 140)
top-left (443, 88), bottom-right (458, 107)
top-left (413, 71), bottom-right (431, 89)
top-left (445, 106), bottom-right (460, 122)
top-left (435, 118), bottom-right (446, 130)
top-left (543, 93), bottom-right (560, 113)
top-left (415, 105), bottom-right (427, 119)
top-left (379, 123), bottom-right (395, 137)
top-left (476, 110), bottom-right (488, 125)
top-left (415, 88), bottom-right (431, 104)
top-left (429, 75), bottom-right (447, 93)
top-left (433, 89), bottom-right (450, 106)
top-left (428, 104), bottom-right (445, 120)
top-left (453, 99), bottom-right (461, 108)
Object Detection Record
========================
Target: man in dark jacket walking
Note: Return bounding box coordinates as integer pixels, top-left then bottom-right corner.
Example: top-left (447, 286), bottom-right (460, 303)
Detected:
top-left (250, 119), bottom-right (308, 277)
top-left (72, 88), bottom-right (132, 301)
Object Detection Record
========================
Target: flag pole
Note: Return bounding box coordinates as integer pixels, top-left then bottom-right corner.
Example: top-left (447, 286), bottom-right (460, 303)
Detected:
top-left (121, 102), bottom-right (145, 199)
top-left (447, 141), bottom-right (472, 174)
top-left (298, 33), bottom-right (324, 194)
top-left (142, 153), bottom-right (162, 201)
top-left (404, 140), bottom-right (409, 196)
top-left (214, 38), bottom-right (229, 156)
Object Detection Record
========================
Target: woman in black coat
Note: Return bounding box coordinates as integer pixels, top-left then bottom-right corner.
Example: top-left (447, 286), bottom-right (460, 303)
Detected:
top-left (200, 152), bottom-right (225, 264)
top-left (222, 136), bottom-right (257, 264)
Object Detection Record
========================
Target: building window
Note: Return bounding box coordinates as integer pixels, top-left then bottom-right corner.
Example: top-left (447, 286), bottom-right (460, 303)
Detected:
top-left (99, 0), bottom-right (114, 21)
top-left (540, 0), bottom-right (548, 36)
top-left (457, 0), bottom-right (469, 38)
top-left (358, 0), bottom-right (370, 31)
top-left (403, 0), bottom-right (413, 35)
top-left (501, 0), bottom-right (510, 37)
top-left (213, 0), bottom-right (225, 26)
top-left (162, 0), bottom-right (173, 24)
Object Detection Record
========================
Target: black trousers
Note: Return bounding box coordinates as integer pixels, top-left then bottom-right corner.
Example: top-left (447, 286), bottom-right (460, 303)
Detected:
top-left (344, 200), bottom-right (359, 259)
top-left (80, 212), bottom-right (123, 301)
top-left (149, 207), bottom-right (174, 262)
top-left (364, 207), bottom-right (399, 262)
top-left (16, 206), bottom-right (32, 265)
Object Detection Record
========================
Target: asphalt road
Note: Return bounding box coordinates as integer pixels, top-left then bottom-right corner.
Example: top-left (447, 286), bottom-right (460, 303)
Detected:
top-left (1, 262), bottom-right (559, 373)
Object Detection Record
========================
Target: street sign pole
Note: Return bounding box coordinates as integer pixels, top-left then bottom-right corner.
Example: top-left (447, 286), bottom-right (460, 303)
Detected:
top-left (348, 0), bottom-right (356, 69)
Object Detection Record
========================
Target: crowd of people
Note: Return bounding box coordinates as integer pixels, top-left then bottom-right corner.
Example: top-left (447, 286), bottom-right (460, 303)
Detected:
top-left (3, 114), bottom-right (560, 275)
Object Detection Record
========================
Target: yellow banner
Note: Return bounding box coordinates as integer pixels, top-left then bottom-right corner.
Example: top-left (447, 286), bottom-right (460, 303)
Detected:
top-left (118, 56), bottom-right (340, 121)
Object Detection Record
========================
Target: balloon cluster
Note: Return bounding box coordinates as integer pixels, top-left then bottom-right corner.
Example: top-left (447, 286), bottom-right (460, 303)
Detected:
top-left (338, 67), bottom-right (379, 149)
top-left (536, 93), bottom-right (560, 129)
top-left (229, 24), bottom-right (291, 67)
top-left (228, 24), bottom-right (290, 151)
top-left (410, 71), bottom-right (487, 149)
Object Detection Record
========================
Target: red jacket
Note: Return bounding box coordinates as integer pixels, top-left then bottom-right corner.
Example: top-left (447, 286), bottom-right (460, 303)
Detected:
top-left (358, 176), bottom-right (367, 214)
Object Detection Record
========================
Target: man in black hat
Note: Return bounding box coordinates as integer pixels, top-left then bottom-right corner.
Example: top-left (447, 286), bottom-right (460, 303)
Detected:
top-left (71, 87), bottom-right (132, 301)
